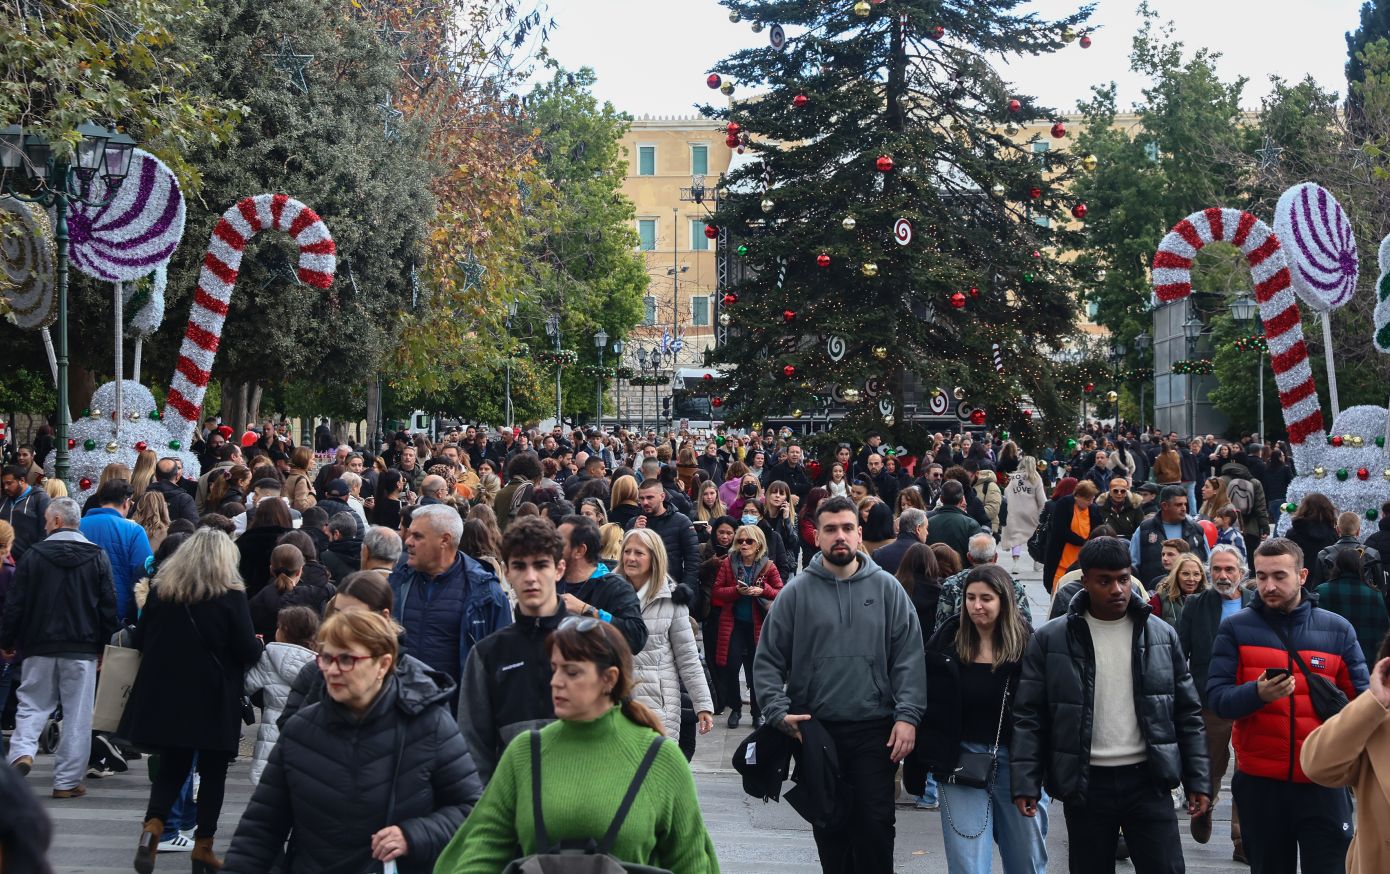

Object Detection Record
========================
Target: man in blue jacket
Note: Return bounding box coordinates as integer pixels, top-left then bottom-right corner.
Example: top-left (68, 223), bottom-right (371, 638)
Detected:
top-left (78, 479), bottom-right (152, 625)
top-left (390, 504), bottom-right (510, 713)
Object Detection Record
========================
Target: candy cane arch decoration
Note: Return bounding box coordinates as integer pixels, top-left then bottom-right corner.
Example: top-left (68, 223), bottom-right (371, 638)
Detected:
top-left (1151, 207), bottom-right (1325, 446)
top-left (163, 194), bottom-right (335, 444)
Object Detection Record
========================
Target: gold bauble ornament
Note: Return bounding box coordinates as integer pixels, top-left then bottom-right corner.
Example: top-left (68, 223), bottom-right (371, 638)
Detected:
top-left (873, 346), bottom-right (888, 359)
top-left (750, 20), bottom-right (764, 33)
top-left (752, 422), bottom-right (763, 432)
top-left (127, 410), bottom-right (141, 422)
top-left (883, 415), bottom-right (895, 426)
top-left (842, 215), bottom-right (857, 231)
top-left (853, 0), bottom-right (871, 17)
top-left (1314, 466), bottom-right (1327, 479)
top-left (861, 262), bottom-right (878, 277)
top-left (718, 312), bottom-right (731, 326)
top-left (792, 409), bottom-right (803, 419)
top-left (728, 10), bottom-right (741, 23)
top-left (953, 386), bottom-right (967, 400)
top-left (720, 82), bottom-right (735, 96)
top-left (1106, 390), bottom-right (1118, 402)
top-left (761, 197), bottom-right (775, 213)
top-left (842, 388), bottom-right (861, 402)
top-left (1383, 468), bottom-right (1390, 481)
top-left (89, 407), bottom-right (102, 419)
top-left (931, 388), bottom-right (944, 399)
top-left (1081, 153), bottom-right (1099, 172)
top-left (105, 440), bottom-right (119, 453)
top-left (1061, 26), bottom-right (1077, 43)
top-left (991, 183), bottom-right (1006, 196)
top-left (1352, 435), bottom-right (1365, 447)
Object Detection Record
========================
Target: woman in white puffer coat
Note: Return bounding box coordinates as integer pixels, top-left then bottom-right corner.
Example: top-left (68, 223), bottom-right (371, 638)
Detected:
top-left (242, 605), bottom-right (319, 784)
top-left (617, 528), bottom-right (714, 747)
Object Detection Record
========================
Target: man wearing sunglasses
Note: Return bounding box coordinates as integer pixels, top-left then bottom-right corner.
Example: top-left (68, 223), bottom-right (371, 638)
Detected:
top-left (458, 516), bottom-right (571, 784)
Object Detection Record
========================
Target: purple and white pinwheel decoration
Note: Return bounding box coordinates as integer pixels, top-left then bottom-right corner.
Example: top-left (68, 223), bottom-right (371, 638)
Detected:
top-left (1274, 182), bottom-right (1358, 312)
top-left (67, 149), bottom-right (185, 283)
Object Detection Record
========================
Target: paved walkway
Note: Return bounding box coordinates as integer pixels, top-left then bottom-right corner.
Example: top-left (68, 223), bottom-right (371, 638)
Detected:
top-left (21, 560), bottom-right (1244, 872)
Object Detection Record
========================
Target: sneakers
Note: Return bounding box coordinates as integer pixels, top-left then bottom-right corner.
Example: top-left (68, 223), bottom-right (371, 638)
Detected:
top-left (89, 734), bottom-right (128, 774)
top-left (1190, 810), bottom-right (1213, 844)
top-left (159, 833), bottom-right (195, 852)
top-left (914, 795), bottom-right (940, 810)
top-left (86, 764), bottom-right (116, 779)
top-left (11, 755), bottom-right (31, 776)
top-left (52, 784), bottom-right (87, 798)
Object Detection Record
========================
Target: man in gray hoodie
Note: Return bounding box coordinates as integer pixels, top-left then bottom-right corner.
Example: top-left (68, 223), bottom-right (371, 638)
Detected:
top-left (753, 494), bottom-right (927, 874)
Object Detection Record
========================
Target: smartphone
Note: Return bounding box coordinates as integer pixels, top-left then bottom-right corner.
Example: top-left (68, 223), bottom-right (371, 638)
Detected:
top-left (693, 519), bottom-right (710, 529)
top-left (1263, 667), bottom-right (1291, 681)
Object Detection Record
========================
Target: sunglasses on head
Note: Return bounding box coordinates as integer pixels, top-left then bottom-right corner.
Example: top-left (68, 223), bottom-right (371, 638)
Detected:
top-left (559, 615), bottom-right (602, 633)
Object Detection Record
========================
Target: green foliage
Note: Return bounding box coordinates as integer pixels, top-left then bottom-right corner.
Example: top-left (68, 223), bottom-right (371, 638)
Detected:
top-left (1348, 1), bottom-right (1390, 116)
top-left (707, 0), bottom-right (1093, 444)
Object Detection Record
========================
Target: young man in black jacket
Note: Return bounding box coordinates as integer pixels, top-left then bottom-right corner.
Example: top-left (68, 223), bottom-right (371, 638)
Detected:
top-left (1012, 536), bottom-right (1210, 874)
top-left (555, 515), bottom-right (647, 654)
top-left (457, 516), bottom-right (571, 784)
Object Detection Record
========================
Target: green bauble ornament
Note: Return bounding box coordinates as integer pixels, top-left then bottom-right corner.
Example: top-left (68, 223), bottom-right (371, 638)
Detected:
top-left (83, 439), bottom-right (96, 451)
top-left (1066, 439), bottom-right (1077, 450)
top-left (1379, 436), bottom-right (1386, 448)
top-left (1369, 509), bottom-right (1380, 521)
top-left (1023, 273), bottom-right (1034, 283)
top-left (716, 436), bottom-right (726, 446)
top-left (168, 440), bottom-right (181, 451)
top-left (1282, 502), bottom-right (1296, 514)
top-left (737, 244), bottom-right (748, 256)
top-left (1336, 468), bottom-right (1350, 481)
top-left (149, 410), bottom-right (161, 420)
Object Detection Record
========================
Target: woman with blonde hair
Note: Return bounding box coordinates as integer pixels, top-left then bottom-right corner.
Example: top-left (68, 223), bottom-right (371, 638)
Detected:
top-left (44, 477), bottom-right (68, 499)
top-left (711, 523), bottom-right (783, 728)
top-left (131, 449), bottom-right (159, 503)
top-left (616, 528), bottom-right (714, 753)
top-left (1148, 553), bottom-right (1208, 627)
top-left (999, 455), bottom-right (1047, 571)
top-left (124, 528), bottom-right (262, 873)
top-left (131, 490), bottom-right (170, 552)
top-left (598, 522), bottom-right (623, 566)
top-left (607, 474), bottom-right (640, 529)
top-left (473, 458), bottom-right (501, 507)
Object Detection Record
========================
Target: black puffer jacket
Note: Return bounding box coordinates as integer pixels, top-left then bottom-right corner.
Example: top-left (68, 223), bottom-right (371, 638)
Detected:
top-left (224, 660), bottom-right (481, 874)
top-left (629, 508), bottom-right (700, 605)
top-left (1010, 591), bottom-right (1210, 804)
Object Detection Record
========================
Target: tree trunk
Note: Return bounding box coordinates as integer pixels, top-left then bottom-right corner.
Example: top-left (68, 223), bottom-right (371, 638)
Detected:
top-left (221, 378), bottom-right (255, 434)
top-left (248, 384), bottom-right (263, 426)
top-left (70, 366), bottom-right (97, 422)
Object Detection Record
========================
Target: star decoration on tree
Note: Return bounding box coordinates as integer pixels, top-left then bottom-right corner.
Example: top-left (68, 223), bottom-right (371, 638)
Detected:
top-left (459, 254), bottom-right (487, 293)
top-left (1255, 134), bottom-right (1283, 171)
top-left (376, 20), bottom-right (410, 54)
top-left (262, 36), bottom-right (314, 95)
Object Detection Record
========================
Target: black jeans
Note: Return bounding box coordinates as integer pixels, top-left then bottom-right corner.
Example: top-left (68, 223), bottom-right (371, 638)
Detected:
top-left (1231, 771), bottom-right (1352, 874)
top-left (723, 620), bottom-right (759, 719)
top-left (1062, 763), bottom-right (1184, 874)
top-left (145, 748), bottom-right (234, 838)
top-left (812, 719), bottom-right (896, 874)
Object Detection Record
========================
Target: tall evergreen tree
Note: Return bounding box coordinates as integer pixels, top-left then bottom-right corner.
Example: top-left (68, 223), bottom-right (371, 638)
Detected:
top-left (706, 0), bottom-right (1094, 442)
top-left (1348, 0), bottom-right (1390, 115)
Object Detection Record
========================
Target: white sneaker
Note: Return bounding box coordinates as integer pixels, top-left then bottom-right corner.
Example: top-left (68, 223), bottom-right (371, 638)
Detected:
top-left (158, 833), bottom-right (195, 852)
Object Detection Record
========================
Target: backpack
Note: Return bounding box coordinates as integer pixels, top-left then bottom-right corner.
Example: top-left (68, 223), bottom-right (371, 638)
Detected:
top-left (1226, 478), bottom-right (1255, 515)
top-left (501, 731), bottom-right (672, 874)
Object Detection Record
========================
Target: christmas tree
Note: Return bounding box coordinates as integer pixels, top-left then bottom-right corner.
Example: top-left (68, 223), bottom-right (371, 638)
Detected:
top-left (705, 0), bottom-right (1096, 442)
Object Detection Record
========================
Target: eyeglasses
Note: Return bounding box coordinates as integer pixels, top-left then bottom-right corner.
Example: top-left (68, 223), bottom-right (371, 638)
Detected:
top-left (735, 538), bottom-right (756, 544)
top-left (559, 615), bottom-right (602, 633)
top-left (315, 652), bottom-right (377, 672)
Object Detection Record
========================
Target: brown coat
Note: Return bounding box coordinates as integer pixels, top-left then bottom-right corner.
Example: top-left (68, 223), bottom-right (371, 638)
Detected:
top-left (1301, 689), bottom-right (1390, 874)
top-left (1152, 449), bottom-right (1182, 485)
top-left (284, 470), bottom-right (316, 511)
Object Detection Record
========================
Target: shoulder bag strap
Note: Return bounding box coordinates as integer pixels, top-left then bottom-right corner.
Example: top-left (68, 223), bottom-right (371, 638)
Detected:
top-left (598, 737), bottom-right (666, 855)
top-left (184, 605), bottom-right (226, 674)
top-left (529, 730), bottom-right (550, 852)
top-left (1259, 610), bottom-right (1320, 684)
top-left (989, 678), bottom-right (1011, 756)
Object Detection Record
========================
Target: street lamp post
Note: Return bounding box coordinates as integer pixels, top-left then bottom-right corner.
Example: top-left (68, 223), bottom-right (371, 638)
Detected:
top-left (545, 314), bottom-right (562, 426)
top-left (504, 301), bottom-right (518, 429)
top-left (636, 347), bottom-right (650, 433)
top-left (1, 123), bottom-right (136, 484)
top-left (612, 339), bottom-right (624, 429)
top-left (593, 329), bottom-right (608, 429)
top-left (1183, 314), bottom-right (1204, 440)
top-left (1229, 294), bottom-right (1264, 440)
top-left (1134, 330), bottom-right (1152, 431)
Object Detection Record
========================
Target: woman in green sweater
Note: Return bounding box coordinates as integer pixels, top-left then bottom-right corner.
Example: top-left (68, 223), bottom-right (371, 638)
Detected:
top-left (434, 617), bottom-right (720, 874)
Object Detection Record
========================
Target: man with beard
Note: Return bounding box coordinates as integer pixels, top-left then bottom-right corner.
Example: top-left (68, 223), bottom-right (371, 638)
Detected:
top-left (752, 495), bottom-right (926, 873)
top-left (1177, 544), bottom-right (1255, 857)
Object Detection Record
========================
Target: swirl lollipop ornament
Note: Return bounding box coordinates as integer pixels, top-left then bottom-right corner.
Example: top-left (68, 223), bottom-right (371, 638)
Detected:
top-left (0, 122), bottom-right (138, 483)
top-left (1274, 182), bottom-right (1358, 419)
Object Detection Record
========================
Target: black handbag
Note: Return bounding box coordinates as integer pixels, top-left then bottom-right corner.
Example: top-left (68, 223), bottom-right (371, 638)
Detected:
top-left (944, 678), bottom-right (1010, 790)
top-left (1261, 612), bottom-right (1348, 721)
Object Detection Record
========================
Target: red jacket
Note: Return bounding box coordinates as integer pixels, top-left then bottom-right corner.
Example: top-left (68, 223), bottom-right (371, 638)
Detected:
top-left (711, 555), bottom-right (783, 667)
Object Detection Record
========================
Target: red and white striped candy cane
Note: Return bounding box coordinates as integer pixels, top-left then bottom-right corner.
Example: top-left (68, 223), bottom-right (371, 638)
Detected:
top-left (1151, 207), bottom-right (1325, 445)
top-left (163, 194), bottom-right (335, 444)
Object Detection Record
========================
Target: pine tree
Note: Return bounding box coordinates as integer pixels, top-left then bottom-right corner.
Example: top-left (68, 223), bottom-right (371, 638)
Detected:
top-left (705, 0), bottom-right (1095, 443)
top-left (1347, 0), bottom-right (1390, 115)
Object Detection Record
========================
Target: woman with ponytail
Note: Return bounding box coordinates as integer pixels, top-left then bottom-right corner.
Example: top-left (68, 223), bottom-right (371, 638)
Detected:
top-left (247, 544), bottom-right (304, 641)
top-left (435, 619), bottom-right (720, 874)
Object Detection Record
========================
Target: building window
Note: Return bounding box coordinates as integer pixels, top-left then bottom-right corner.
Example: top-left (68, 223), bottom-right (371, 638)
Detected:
top-left (1032, 141), bottom-right (1049, 168)
top-left (1033, 214), bottom-right (1051, 228)
top-left (691, 295), bottom-right (710, 326)
top-left (637, 145), bottom-right (655, 176)
top-left (638, 218), bottom-right (657, 251)
top-left (690, 219), bottom-right (710, 252)
top-left (643, 295), bottom-right (657, 326)
top-left (690, 144), bottom-right (708, 176)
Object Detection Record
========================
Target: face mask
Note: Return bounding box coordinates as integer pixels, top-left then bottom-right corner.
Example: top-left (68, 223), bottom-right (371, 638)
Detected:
top-left (741, 515), bottom-right (758, 526)
top-left (741, 483), bottom-right (758, 497)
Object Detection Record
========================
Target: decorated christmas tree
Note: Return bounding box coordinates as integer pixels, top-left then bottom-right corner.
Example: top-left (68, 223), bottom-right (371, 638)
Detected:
top-left (705, 0), bottom-right (1096, 441)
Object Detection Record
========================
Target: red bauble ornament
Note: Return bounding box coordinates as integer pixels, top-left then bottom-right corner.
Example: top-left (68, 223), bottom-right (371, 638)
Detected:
top-left (711, 397), bottom-right (724, 408)
top-left (875, 154), bottom-right (895, 173)
top-left (702, 373), bottom-right (713, 382)
top-left (929, 24), bottom-right (945, 40)
top-left (1023, 409), bottom-right (1034, 419)
top-left (726, 122), bottom-right (741, 135)
top-left (1080, 35), bottom-right (1093, 48)
top-left (970, 409), bottom-right (986, 426)
top-left (707, 74), bottom-right (722, 89)
top-left (969, 286), bottom-right (979, 297)
top-left (1029, 187), bottom-right (1043, 200)
top-left (1032, 249), bottom-right (1041, 259)
top-left (725, 134), bottom-right (740, 148)
top-left (1358, 467), bottom-right (1371, 481)
top-left (783, 309), bottom-right (796, 322)
top-left (67, 438), bottom-right (76, 449)
top-left (79, 477), bottom-right (92, 490)
top-left (1051, 122), bottom-right (1067, 138)
top-left (1084, 383), bottom-right (1095, 393)
top-left (722, 292), bottom-right (738, 306)
top-left (134, 441), bottom-right (148, 452)
top-left (1008, 98), bottom-right (1022, 114)
top-left (1332, 435), bottom-right (1345, 447)
top-left (793, 94), bottom-right (808, 108)
top-left (1071, 202), bottom-right (1088, 220)
top-left (949, 291), bottom-right (967, 309)
top-left (817, 253), bottom-right (831, 268)
top-left (783, 365), bottom-right (797, 378)
top-left (704, 223), bottom-right (719, 239)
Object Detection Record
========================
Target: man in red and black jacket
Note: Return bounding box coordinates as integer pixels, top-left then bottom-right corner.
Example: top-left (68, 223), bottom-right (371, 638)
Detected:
top-left (1208, 536), bottom-right (1368, 871)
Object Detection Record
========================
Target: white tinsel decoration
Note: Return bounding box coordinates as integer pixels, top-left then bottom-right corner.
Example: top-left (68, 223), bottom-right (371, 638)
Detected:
top-left (1276, 404), bottom-right (1390, 539)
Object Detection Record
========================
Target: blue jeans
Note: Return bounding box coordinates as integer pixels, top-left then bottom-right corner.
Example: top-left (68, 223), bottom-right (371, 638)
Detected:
top-left (161, 757), bottom-right (198, 840)
top-left (919, 773), bottom-right (938, 805)
top-left (938, 743), bottom-right (1048, 874)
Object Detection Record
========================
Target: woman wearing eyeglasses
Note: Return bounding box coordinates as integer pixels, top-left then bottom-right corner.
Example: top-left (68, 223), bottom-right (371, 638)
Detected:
top-left (435, 618), bottom-right (719, 873)
top-left (618, 529), bottom-right (714, 751)
top-left (711, 524), bottom-right (783, 729)
top-left (223, 610), bottom-right (482, 874)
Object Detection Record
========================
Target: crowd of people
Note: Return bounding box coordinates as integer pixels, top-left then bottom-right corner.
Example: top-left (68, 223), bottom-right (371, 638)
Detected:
top-left (0, 414), bottom-right (1386, 874)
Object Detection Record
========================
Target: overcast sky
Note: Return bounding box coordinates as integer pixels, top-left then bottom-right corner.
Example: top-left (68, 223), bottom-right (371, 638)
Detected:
top-left (539, 0), bottom-right (1363, 118)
